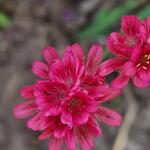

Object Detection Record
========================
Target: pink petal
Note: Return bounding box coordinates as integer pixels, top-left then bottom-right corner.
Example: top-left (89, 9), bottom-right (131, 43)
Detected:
top-left (133, 74), bottom-right (149, 88)
top-left (65, 43), bottom-right (84, 64)
top-left (36, 96), bottom-right (60, 117)
top-left (61, 110), bottom-right (73, 128)
top-left (38, 127), bottom-right (52, 140)
top-left (121, 15), bottom-right (141, 35)
top-left (65, 129), bottom-right (76, 150)
top-left (14, 101), bottom-right (36, 119)
top-left (86, 44), bottom-right (103, 74)
top-left (138, 70), bottom-right (149, 81)
top-left (27, 114), bottom-right (46, 131)
top-left (112, 72), bottom-right (130, 89)
top-left (130, 47), bottom-right (142, 62)
top-left (123, 61), bottom-right (137, 76)
top-left (97, 106), bottom-right (122, 126)
top-left (32, 61), bottom-right (49, 78)
top-left (43, 46), bottom-right (59, 65)
top-left (49, 137), bottom-right (63, 150)
top-left (78, 127), bottom-right (94, 150)
top-left (144, 17), bottom-right (150, 27)
top-left (99, 87), bottom-right (121, 102)
top-left (87, 117), bottom-right (102, 136)
top-left (54, 125), bottom-right (68, 138)
top-left (74, 112), bottom-right (89, 126)
top-left (107, 32), bottom-right (127, 57)
top-left (99, 58), bottom-right (125, 76)
top-left (20, 85), bottom-right (34, 99)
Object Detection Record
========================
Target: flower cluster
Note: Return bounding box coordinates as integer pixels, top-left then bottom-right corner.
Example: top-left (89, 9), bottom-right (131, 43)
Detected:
top-left (14, 44), bottom-right (121, 150)
top-left (100, 16), bottom-right (150, 88)
top-left (14, 15), bottom-right (150, 150)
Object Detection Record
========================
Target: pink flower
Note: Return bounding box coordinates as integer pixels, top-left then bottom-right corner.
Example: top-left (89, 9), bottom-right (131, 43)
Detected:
top-left (100, 15), bottom-right (150, 89)
top-left (14, 44), bottom-right (122, 150)
top-left (140, 17), bottom-right (150, 44)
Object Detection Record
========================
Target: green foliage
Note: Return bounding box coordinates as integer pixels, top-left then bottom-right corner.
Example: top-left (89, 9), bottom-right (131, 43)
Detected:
top-left (0, 11), bottom-right (10, 28)
top-left (138, 3), bottom-right (150, 19)
top-left (77, 0), bottom-right (150, 58)
top-left (78, 0), bottom-right (142, 42)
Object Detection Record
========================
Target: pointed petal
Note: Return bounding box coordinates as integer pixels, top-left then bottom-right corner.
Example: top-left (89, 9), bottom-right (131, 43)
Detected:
top-left (38, 127), bottom-right (52, 140)
top-left (121, 15), bottom-right (141, 35)
top-left (54, 125), bottom-right (68, 138)
top-left (107, 32), bottom-right (127, 57)
top-left (27, 114), bottom-right (46, 131)
top-left (20, 85), bottom-right (34, 99)
top-left (112, 72), bottom-right (130, 89)
top-left (99, 58), bottom-right (125, 76)
top-left (65, 43), bottom-right (84, 64)
top-left (87, 117), bottom-right (102, 136)
top-left (99, 87), bottom-right (121, 102)
top-left (14, 101), bottom-right (36, 119)
top-left (32, 61), bottom-right (49, 78)
top-left (65, 129), bottom-right (76, 150)
top-left (97, 106), bottom-right (122, 126)
top-left (43, 46), bottom-right (59, 65)
top-left (78, 127), bottom-right (94, 150)
top-left (49, 137), bottom-right (63, 150)
top-left (86, 44), bottom-right (103, 74)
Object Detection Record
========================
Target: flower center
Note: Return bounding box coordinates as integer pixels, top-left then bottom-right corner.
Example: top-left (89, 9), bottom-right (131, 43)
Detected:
top-left (68, 98), bottom-right (82, 113)
top-left (125, 37), bottom-right (137, 47)
top-left (136, 53), bottom-right (150, 70)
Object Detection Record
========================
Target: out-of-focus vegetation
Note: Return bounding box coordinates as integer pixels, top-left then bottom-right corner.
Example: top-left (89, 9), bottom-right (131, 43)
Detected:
top-left (0, 11), bottom-right (10, 27)
top-left (78, 0), bottom-right (150, 58)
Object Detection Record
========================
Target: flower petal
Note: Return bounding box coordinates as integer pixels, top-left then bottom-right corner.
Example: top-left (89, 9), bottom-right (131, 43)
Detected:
top-left (65, 129), bottom-right (76, 150)
top-left (38, 127), bottom-right (52, 140)
top-left (74, 112), bottom-right (89, 126)
top-left (121, 15), bottom-right (141, 36)
top-left (54, 124), bottom-right (68, 138)
top-left (77, 126), bottom-right (94, 150)
top-left (32, 61), bottom-right (49, 78)
top-left (61, 110), bottom-right (73, 128)
top-left (27, 114), bottom-right (46, 131)
top-left (43, 46), bottom-right (59, 65)
top-left (112, 72), bottom-right (130, 89)
top-left (133, 73), bottom-right (149, 88)
top-left (97, 106), bottom-right (122, 126)
top-left (49, 137), bottom-right (63, 150)
top-left (138, 70), bottom-right (149, 81)
top-left (14, 101), bottom-right (36, 119)
top-left (86, 44), bottom-right (103, 74)
top-left (87, 117), bottom-right (102, 136)
top-left (65, 43), bottom-right (84, 64)
top-left (99, 58), bottom-right (125, 76)
top-left (107, 32), bottom-right (127, 57)
top-left (124, 61), bottom-right (137, 76)
top-left (20, 85), bottom-right (34, 99)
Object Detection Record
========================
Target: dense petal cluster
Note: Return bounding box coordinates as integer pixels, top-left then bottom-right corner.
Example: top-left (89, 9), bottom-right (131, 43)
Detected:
top-left (14, 44), bottom-right (122, 150)
top-left (100, 16), bottom-right (150, 88)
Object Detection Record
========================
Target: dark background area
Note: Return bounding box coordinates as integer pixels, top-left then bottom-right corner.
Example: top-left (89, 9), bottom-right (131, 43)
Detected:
top-left (0, 0), bottom-right (150, 150)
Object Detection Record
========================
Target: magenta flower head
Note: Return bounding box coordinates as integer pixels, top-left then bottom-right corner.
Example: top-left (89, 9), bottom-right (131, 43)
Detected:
top-left (14, 43), bottom-right (122, 150)
top-left (100, 16), bottom-right (150, 89)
